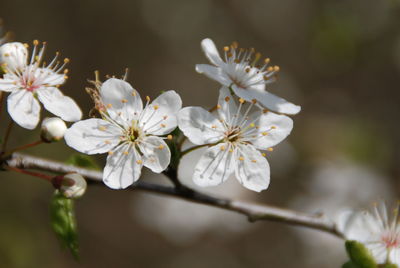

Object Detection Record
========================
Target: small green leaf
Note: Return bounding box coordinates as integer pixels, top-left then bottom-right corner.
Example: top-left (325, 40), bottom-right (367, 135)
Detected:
top-left (345, 241), bottom-right (377, 268)
top-left (381, 264), bottom-right (399, 268)
top-left (342, 261), bottom-right (360, 268)
top-left (66, 154), bottom-right (100, 170)
top-left (50, 191), bottom-right (79, 260)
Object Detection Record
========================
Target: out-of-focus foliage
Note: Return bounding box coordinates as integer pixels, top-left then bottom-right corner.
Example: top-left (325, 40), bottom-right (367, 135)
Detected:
top-left (66, 154), bottom-right (100, 170)
top-left (50, 191), bottom-right (79, 260)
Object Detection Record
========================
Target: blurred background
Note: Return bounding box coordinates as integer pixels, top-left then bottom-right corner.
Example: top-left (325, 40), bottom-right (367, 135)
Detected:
top-left (0, 0), bottom-right (400, 267)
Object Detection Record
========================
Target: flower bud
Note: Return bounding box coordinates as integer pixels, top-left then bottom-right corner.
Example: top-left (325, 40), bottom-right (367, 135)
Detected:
top-left (52, 173), bottom-right (87, 199)
top-left (41, 117), bottom-right (67, 142)
top-left (0, 42), bottom-right (28, 71)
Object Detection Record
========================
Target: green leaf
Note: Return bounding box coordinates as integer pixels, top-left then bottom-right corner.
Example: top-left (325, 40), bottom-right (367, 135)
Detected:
top-left (342, 261), bottom-right (361, 268)
top-left (50, 191), bottom-right (79, 260)
top-left (380, 264), bottom-right (399, 268)
top-left (66, 154), bottom-right (100, 170)
top-left (345, 241), bottom-right (377, 268)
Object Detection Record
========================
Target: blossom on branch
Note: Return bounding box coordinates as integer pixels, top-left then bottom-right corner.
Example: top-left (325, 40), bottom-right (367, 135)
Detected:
top-left (338, 202), bottom-right (400, 266)
top-left (196, 38), bottom-right (301, 115)
top-left (0, 40), bottom-right (82, 129)
top-left (178, 87), bottom-right (293, 192)
top-left (65, 78), bottom-right (182, 189)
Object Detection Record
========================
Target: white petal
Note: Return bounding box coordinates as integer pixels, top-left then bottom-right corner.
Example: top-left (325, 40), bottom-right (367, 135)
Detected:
top-left (140, 90), bottom-right (182, 135)
top-left (103, 143), bottom-right (142, 189)
top-left (36, 68), bottom-right (66, 86)
top-left (389, 248), bottom-right (400, 265)
top-left (0, 76), bottom-right (19, 92)
top-left (100, 78), bottom-right (142, 123)
top-left (64, 118), bottom-right (122, 154)
top-left (7, 90), bottom-right (40, 129)
top-left (248, 111), bottom-right (293, 150)
top-left (0, 42), bottom-right (28, 71)
top-left (138, 136), bottom-right (170, 173)
top-left (217, 86), bottom-right (238, 123)
top-left (193, 143), bottom-right (234, 187)
top-left (178, 107), bottom-right (224, 145)
top-left (234, 144), bottom-right (270, 192)
top-left (200, 38), bottom-right (223, 66)
top-left (37, 87), bottom-right (82, 121)
top-left (232, 85), bottom-right (301, 115)
top-left (195, 64), bottom-right (231, 87)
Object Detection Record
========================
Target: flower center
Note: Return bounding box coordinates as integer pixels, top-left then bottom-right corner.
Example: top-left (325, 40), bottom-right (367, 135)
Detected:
top-left (127, 127), bottom-right (140, 142)
top-left (381, 231), bottom-right (400, 249)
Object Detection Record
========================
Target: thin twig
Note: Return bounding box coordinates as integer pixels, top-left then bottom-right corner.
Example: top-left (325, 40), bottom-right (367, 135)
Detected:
top-left (3, 152), bottom-right (343, 238)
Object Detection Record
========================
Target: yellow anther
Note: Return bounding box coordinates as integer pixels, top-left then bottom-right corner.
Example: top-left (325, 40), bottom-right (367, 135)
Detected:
top-left (239, 98), bottom-right (245, 104)
top-left (263, 76), bottom-right (270, 81)
top-left (249, 123), bottom-right (255, 128)
top-left (245, 68), bottom-right (250, 73)
top-left (121, 99), bottom-right (128, 103)
top-left (262, 132), bottom-right (268, 136)
top-left (63, 69), bottom-right (69, 74)
top-left (227, 52), bottom-right (233, 58)
top-left (274, 66), bottom-right (280, 72)
top-left (252, 99), bottom-right (257, 104)
top-left (108, 151), bottom-right (114, 155)
top-left (158, 144), bottom-right (164, 150)
top-left (231, 41), bottom-right (239, 48)
top-left (251, 160), bottom-right (257, 163)
top-left (220, 145), bottom-right (225, 151)
top-left (64, 58), bottom-right (70, 64)
top-left (123, 151), bottom-right (129, 155)
top-left (271, 126), bottom-right (276, 129)
top-left (234, 59), bottom-right (240, 63)
top-left (263, 109), bottom-right (269, 114)
top-left (153, 105), bottom-right (159, 110)
top-left (3, 53), bottom-right (9, 57)
top-left (267, 66), bottom-right (274, 72)
top-left (146, 96), bottom-right (151, 102)
top-left (99, 126), bottom-right (107, 131)
top-left (262, 153), bottom-right (266, 157)
top-left (211, 125), bottom-right (217, 129)
top-left (104, 140), bottom-right (111, 144)
top-left (64, 75), bottom-right (69, 80)
top-left (23, 43), bottom-right (29, 48)
top-left (216, 104), bottom-right (221, 109)
top-left (136, 160), bottom-right (143, 164)
top-left (225, 96), bottom-right (230, 102)
top-left (161, 123), bottom-right (166, 128)
top-left (107, 103), bottom-right (112, 108)
top-left (167, 134), bottom-right (173, 140)
top-left (229, 149), bottom-right (233, 153)
top-left (267, 148), bottom-right (273, 152)
top-left (264, 58), bottom-right (270, 64)
top-left (33, 40), bottom-right (39, 46)
top-left (238, 156), bottom-right (245, 161)
top-left (132, 91), bottom-right (137, 96)
top-left (223, 46), bottom-right (230, 52)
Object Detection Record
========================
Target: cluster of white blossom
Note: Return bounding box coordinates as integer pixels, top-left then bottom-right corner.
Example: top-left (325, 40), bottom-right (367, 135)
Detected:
top-left (0, 38), bottom-right (297, 191)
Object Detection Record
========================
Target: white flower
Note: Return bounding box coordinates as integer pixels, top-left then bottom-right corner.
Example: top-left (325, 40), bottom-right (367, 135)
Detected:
top-left (338, 202), bottom-right (400, 266)
top-left (196, 38), bottom-right (301, 115)
top-left (178, 86), bottom-right (293, 192)
top-left (41, 117), bottom-right (67, 142)
top-left (58, 173), bottom-right (87, 199)
top-left (64, 78), bottom-right (182, 189)
top-left (0, 40), bottom-right (82, 129)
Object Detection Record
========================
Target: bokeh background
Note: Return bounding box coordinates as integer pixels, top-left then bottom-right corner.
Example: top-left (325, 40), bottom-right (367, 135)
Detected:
top-left (1, 0), bottom-right (400, 267)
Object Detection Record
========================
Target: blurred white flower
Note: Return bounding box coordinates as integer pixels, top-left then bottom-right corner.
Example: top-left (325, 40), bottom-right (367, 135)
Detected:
top-left (0, 40), bottom-right (82, 129)
top-left (338, 202), bottom-right (400, 266)
top-left (178, 86), bottom-right (293, 192)
top-left (40, 117), bottom-right (67, 142)
top-left (196, 38), bottom-right (301, 115)
top-left (65, 78), bottom-right (182, 189)
top-left (290, 158), bottom-right (394, 268)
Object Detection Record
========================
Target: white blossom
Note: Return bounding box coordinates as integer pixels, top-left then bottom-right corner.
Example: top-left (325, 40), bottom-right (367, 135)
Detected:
top-left (196, 38), bottom-right (301, 115)
top-left (64, 78), bottom-right (182, 189)
top-left (178, 86), bottom-right (293, 192)
top-left (0, 40), bottom-right (82, 129)
top-left (338, 202), bottom-right (400, 266)
top-left (59, 173), bottom-right (87, 199)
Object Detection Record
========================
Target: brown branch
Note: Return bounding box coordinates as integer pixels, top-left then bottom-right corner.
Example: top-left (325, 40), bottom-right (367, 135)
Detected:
top-left (3, 152), bottom-right (343, 238)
